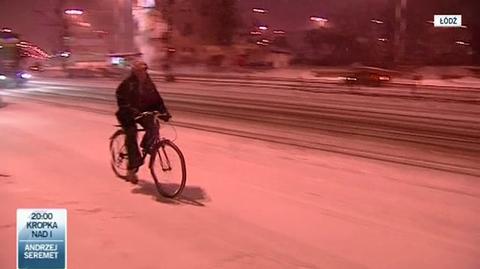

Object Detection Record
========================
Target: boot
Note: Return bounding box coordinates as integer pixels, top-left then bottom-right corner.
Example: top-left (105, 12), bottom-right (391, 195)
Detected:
top-left (126, 169), bottom-right (139, 184)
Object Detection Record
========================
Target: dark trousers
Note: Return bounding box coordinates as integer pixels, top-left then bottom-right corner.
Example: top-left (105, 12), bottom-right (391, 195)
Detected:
top-left (116, 111), bottom-right (159, 170)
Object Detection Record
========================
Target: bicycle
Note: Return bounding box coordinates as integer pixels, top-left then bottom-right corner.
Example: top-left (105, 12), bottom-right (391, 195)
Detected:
top-left (109, 111), bottom-right (187, 198)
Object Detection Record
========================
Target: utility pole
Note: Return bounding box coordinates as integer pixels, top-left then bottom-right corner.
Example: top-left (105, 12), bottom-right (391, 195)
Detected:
top-left (161, 0), bottom-right (175, 82)
top-left (393, 0), bottom-right (407, 65)
top-left (52, 0), bottom-right (71, 70)
top-left (113, 0), bottom-right (134, 53)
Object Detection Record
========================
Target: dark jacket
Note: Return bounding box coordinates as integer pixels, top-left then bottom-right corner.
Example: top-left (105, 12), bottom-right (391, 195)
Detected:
top-left (115, 74), bottom-right (168, 126)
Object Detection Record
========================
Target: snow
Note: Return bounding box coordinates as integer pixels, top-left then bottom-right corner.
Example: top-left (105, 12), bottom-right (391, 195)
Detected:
top-left (0, 98), bottom-right (479, 269)
top-left (39, 65), bottom-right (480, 89)
top-left (392, 77), bottom-right (480, 88)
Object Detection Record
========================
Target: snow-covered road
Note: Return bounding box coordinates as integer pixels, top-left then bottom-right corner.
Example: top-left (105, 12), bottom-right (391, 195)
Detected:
top-left (4, 78), bottom-right (479, 176)
top-left (0, 97), bottom-right (479, 269)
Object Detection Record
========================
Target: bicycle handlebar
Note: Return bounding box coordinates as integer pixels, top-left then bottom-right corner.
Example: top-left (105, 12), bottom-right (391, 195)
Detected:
top-left (135, 111), bottom-right (171, 122)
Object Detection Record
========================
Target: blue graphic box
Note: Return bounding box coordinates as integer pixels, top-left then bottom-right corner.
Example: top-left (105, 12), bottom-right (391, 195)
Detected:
top-left (17, 209), bottom-right (67, 269)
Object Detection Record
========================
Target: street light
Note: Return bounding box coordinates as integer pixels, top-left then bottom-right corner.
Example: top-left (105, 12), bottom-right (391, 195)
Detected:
top-left (370, 19), bottom-right (384, 24)
top-left (76, 22), bottom-right (92, 28)
top-left (258, 25), bottom-right (268, 31)
top-left (456, 41), bottom-right (470, 46)
top-left (64, 9), bottom-right (84, 15)
top-left (310, 16), bottom-right (328, 22)
top-left (310, 16), bottom-right (328, 28)
top-left (253, 8), bottom-right (267, 14)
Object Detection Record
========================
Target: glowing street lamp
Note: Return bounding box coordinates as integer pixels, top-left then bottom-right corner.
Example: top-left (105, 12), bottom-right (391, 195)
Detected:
top-left (253, 8), bottom-right (267, 14)
top-left (64, 9), bottom-right (84, 15)
top-left (310, 16), bottom-right (328, 28)
top-left (370, 19), bottom-right (384, 24)
top-left (310, 16), bottom-right (328, 22)
top-left (77, 22), bottom-right (92, 27)
top-left (455, 41), bottom-right (470, 46)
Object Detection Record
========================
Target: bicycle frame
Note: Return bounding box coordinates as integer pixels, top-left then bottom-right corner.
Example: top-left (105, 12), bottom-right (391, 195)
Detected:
top-left (113, 111), bottom-right (174, 173)
top-left (136, 127), bottom-right (172, 172)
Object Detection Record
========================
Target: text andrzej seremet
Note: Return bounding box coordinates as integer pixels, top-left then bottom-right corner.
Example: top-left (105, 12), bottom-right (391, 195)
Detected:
top-left (17, 209), bottom-right (67, 269)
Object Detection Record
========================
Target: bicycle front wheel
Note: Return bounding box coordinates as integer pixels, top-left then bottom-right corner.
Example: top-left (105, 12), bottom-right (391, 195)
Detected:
top-left (109, 130), bottom-right (129, 179)
top-left (149, 140), bottom-right (186, 198)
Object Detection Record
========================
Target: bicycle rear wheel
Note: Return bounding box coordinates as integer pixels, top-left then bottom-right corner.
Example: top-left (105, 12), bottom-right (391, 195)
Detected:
top-left (109, 130), bottom-right (129, 179)
top-left (149, 140), bottom-right (186, 198)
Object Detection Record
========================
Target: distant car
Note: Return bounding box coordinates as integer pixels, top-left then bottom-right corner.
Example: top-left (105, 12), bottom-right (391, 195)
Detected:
top-left (0, 71), bottom-right (31, 87)
top-left (29, 63), bottom-right (44, 72)
top-left (341, 68), bottom-right (391, 87)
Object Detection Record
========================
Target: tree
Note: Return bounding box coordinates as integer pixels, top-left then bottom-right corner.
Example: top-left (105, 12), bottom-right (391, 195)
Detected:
top-left (271, 36), bottom-right (290, 49)
top-left (388, 0), bottom-right (478, 65)
top-left (304, 29), bottom-right (323, 56)
top-left (34, 0), bottom-right (68, 53)
top-left (460, 0), bottom-right (480, 64)
top-left (194, 0), bottom-right (239, 46)
top-left (304, 29), bottom-right (357, 65)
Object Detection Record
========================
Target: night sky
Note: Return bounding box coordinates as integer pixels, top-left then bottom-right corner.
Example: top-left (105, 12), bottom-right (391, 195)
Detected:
top-left (1, 0), bottom-right (477, 54)
top-left (238, 0), bottom-right (386, 31)
top-left (0, 0), bottom-right (388, 51)
top-left (0, 0), bottom-right (62, 52)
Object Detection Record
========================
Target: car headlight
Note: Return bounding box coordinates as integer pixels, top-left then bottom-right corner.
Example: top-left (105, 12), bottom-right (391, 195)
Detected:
top-left (20, 73), bottom-right (32, 79)
top-left (0, 75), bottom-right (6, 80)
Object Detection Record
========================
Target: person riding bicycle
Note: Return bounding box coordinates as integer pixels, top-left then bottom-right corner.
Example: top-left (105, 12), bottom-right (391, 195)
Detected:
top-left (115, 60), bottom-right (171, 183)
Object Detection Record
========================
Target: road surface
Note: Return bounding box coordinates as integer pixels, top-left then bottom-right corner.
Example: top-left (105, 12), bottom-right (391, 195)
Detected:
top-left (3, 78), bottom-right (480, 176)
top-left (0, 86), bottom-right (479, 269)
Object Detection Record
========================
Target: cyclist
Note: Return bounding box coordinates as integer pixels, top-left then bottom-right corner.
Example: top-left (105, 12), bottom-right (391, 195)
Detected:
top-left (115, 60), bottom-right (171, 183)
